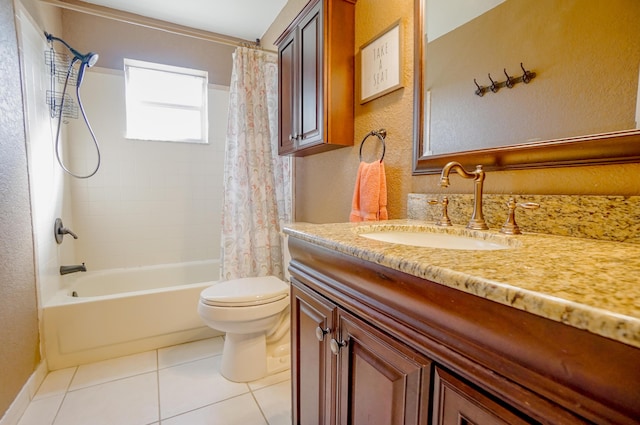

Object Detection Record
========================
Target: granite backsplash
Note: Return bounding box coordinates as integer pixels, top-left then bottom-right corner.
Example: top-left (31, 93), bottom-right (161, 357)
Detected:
top-left (408, 193), bottom-right (640, 244)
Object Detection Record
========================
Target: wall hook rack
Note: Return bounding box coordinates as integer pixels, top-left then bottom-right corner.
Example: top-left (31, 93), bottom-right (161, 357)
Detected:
top-left (474, 79), bottom-right (485, 97)
top-left (473, 63), bottom-right (536, 97)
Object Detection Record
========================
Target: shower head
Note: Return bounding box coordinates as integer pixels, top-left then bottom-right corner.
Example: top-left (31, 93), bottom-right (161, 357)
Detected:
top-left (45, 32), bottom-right (99, 85)
top-left (84, 51), bottom-right (99, 68)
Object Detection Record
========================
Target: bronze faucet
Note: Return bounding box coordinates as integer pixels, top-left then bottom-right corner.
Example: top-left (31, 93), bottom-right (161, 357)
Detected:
top-left (439, 162), bottom-right (488, 230)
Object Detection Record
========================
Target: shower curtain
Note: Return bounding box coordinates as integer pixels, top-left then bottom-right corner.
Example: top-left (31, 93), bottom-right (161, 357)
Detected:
top-left (221, 47), bottom-right (292, 281)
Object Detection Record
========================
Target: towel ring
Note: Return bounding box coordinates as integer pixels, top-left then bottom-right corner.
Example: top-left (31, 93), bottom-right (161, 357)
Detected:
top-left (359, 129), bottom-right (386, 162)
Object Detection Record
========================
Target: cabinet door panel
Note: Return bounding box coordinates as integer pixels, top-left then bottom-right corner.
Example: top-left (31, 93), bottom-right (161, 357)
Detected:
top-left (432, 367), bottom-right (533, 425)
top-left (337, 311), bottom-right (431, 425)
top-left (278, 32), bottom-right (296, 154)
top-left (291, 280), bottom-right (337, 425)
top-left (298, 1), bottom-right (323, 147)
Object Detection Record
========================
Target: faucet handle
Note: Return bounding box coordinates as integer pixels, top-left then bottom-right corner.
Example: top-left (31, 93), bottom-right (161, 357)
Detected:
top-left (54, 218), bottom-right (78, 244)
top-left (428, 197), bottom-right (452, 226)
top-left (500, 198), bottom-right (540, 235)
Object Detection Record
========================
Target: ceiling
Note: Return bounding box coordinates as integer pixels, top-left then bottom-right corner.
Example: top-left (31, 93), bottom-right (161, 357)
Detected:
top-left (81, 0), bottom-right (289, 41)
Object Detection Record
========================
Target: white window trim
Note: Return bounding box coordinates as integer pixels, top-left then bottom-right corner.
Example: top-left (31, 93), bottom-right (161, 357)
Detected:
top-left (124, 58), bottom-right (208, 144)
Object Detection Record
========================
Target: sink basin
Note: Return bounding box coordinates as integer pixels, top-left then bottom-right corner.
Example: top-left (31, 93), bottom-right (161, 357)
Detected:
top-left (357, 226), bottom-right (513, 250)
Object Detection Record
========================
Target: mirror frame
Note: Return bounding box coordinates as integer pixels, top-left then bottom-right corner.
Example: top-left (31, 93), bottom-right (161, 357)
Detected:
top-left (412, 0), bottom-right (640, 175)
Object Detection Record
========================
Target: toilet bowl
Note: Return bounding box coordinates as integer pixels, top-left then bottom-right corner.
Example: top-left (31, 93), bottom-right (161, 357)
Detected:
top-left (197, 275), bottom-right (290, 382)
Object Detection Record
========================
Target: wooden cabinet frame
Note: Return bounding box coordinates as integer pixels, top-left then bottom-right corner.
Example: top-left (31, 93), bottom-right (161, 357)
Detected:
top-left (288, 236), bottom-right (640, 424)
top-left (275, 0), bottom-right (356, 156)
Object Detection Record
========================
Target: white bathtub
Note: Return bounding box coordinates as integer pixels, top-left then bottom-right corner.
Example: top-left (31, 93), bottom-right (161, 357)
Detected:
top-left (43, 260), bottom-right (221, 370)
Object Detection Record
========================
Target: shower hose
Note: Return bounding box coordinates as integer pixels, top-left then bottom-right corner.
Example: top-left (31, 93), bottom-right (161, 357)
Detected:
top-left (54, 58), bottom-right (101, 179)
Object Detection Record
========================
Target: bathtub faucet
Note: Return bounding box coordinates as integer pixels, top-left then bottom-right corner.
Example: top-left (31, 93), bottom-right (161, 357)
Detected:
top-left (60, 263), bottom-right (87, 275)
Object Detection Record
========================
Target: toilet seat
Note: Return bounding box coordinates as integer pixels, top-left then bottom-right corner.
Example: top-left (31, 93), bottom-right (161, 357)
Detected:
top-left (200, 276), bottom-right (288, 307)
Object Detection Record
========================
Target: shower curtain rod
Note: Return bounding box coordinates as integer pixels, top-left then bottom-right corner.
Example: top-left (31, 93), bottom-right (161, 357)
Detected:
top-left (40, 0), bottom-right (276, 52)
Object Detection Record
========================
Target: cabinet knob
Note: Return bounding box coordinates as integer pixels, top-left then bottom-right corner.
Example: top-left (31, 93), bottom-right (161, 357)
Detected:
top-left (330, 338), bottom-right (346, 355)
top-left (315, 326), bottom-right (330, 341)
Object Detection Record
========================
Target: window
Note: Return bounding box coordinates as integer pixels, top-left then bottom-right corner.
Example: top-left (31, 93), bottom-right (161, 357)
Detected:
top-left (124, 59), bottom-right (208, 143)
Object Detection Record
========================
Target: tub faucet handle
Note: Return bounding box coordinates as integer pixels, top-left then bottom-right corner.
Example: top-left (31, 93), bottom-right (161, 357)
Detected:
top-left (55, 218), bottom-right (78, 244)
top-left (61, 227), bottom-right (78, 239)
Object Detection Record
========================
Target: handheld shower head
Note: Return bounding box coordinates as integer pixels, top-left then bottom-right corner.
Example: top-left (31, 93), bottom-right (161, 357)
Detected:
top-left (84, 52), bottom-right (99, 67)
top-left (45, 32), bottom-right (99, 86)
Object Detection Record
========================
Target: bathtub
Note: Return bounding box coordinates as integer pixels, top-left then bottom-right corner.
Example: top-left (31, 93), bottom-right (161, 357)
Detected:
top-left (43, 260), bottom-right (221, 370)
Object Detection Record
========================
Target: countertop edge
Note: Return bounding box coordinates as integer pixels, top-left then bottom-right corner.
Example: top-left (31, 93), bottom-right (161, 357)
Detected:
top-left (284, 223), bottom-right (640, 349)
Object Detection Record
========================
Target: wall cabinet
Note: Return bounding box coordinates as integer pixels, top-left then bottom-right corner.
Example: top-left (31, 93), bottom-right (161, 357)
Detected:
top-left (288, 236), bottom-right (640, 424)
top-left (275, 0), bottom-right (356, 156)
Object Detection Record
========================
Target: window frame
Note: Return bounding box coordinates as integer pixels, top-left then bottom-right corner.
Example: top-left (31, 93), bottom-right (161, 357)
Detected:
top-left (123, 58), bottom-right (209, 144)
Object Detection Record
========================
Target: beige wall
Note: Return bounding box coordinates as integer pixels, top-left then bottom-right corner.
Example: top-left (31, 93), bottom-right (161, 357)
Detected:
top-left (264, 0), bottom-right (416, 223)
top-left (0, 0), bottom-right (40, 417)
top-left (61, 9), bottom-right (235, 85)
top-left (265, 0), bottom-right (640, 224)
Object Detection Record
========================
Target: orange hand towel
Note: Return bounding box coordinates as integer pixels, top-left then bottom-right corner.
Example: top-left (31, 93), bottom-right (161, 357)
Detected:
top-left (349, 161), bottom-right (388, 222)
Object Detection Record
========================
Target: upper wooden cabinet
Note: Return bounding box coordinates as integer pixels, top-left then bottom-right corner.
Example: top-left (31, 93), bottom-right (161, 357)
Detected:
top-left (275, 0), bottom-right (356, 156)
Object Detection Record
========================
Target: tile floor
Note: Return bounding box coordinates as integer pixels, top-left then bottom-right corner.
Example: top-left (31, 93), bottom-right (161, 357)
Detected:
top-left (17, 337), bottom-right (291, 425)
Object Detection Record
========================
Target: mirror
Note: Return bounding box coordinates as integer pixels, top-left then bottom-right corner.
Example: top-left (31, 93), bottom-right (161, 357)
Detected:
top-left (413, 0), bottom-right (640, 174)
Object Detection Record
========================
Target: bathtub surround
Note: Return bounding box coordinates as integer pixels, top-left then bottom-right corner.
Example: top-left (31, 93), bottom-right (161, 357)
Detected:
top-left (221, 47), bottom-right (292, 280)
top-left (67, 68), bottom-right (228, 272)
top-left (408, 193), bottom-right (640, 244)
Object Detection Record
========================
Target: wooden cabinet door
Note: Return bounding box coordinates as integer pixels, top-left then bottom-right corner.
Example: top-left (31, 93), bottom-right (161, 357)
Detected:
top-left (297, 0), bottom-right (323, 148)
top-left (432, 367), bottom-right (533, 425)
top-left (278, 29), bottom-right (296, 154)
top-left (291, 280), bottom-right (337, 425)
top-left (335, 310), bottom-right (431, 425)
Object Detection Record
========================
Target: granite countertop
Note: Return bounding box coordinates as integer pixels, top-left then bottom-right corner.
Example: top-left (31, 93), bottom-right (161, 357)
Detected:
top-left (283, 219), bottom-right (640, 349)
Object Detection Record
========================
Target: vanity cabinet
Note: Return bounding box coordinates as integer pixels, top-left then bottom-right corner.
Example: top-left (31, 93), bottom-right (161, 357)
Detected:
top-left (275, 0), bottom-right (355, 156)
top-left (288, 236), bottom-right (640, 425)
top-left (291, 281), bottom-right (431, 425)
top-left (432, 367), bottom-right (533, 425)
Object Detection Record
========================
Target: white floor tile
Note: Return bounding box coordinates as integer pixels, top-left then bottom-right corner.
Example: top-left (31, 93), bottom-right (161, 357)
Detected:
top-left (159, 356), bottom-right (249, 419)
top-left (158, 337), bottom-right (224, 369)
top-left (69, 350), bottom-right (157, 391)
top-left (53, 372), bottom-right (159, 425)
top-left (17, 338), bottom-right (292, 425)
top-left (33, 367), bottom-right (76, 400)
top-left (16, 395), bottom-right (64, 425)
top-left (248, 370), bottom-right (291, 392)
top-left (253, 380), bottom-right (292, 425)
top-left (161, 393), bottom-right (268, 425)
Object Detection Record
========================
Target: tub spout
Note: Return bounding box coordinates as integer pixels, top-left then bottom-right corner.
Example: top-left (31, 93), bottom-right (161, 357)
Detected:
top-left (60, 263), bottom-right (87, 275)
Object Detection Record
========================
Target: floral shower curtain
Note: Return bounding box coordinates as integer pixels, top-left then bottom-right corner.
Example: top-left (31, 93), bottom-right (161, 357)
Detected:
top-left (221, 47), bottom-right (292, 280)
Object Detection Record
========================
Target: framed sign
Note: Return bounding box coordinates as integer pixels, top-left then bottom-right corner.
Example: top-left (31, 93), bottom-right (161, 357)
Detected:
top-left (360, 20), bottom-right (403, 104)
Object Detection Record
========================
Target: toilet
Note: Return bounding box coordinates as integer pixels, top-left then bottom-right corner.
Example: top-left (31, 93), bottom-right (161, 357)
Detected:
top-left (197, 275), bottom-right (291, 382)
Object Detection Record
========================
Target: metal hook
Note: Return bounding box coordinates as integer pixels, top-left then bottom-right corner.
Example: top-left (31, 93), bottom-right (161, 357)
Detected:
top-left (521, 62), bottom-right (532, 84)
top-left (488, 73), bottom-right (498, 93)
top-left (474, 79), bottom-right (485, 97)
top-left (503, 68), bottom-right (513, 88)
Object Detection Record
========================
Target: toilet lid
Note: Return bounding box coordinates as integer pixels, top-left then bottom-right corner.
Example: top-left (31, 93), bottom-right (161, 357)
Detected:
top-left (200, 276), bottom-right (289, 307)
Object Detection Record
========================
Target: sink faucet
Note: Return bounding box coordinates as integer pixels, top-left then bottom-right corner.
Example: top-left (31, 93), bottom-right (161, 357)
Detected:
top-left (439, 162), bottom-right (488, 230)
top-left (60, 263), bottom-right (87, 275)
